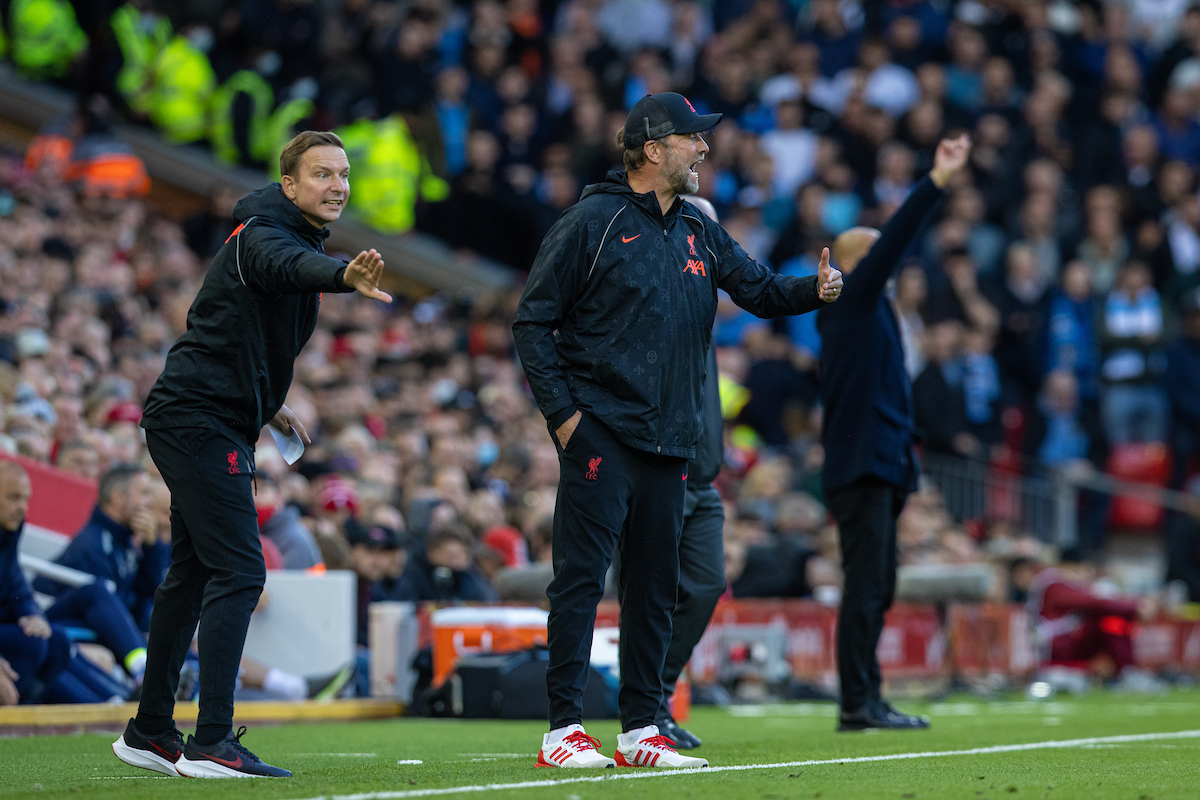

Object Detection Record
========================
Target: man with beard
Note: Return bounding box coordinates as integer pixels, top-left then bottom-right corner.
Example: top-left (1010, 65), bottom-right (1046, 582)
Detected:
top-left (514, 92), bottom-right (842, 769)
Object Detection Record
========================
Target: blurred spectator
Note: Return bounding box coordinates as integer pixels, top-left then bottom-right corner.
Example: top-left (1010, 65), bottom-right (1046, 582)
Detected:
top-left (894, 263), bottom-right (927, 379)
top-left (913, 318), bottom-right (979, 458)
top-left (725, 536), bottom-right (815, 599)
top-left (1026, 371), bottom-right (1108, 474)
top-left (55, 438), bottom-right (101, 481)
top-left (1045, 260), bottom-right (1101, 404)
top-left (345, 517), bottom-right (408, 648)
top-left (961, 325), bottom-right (1002, 448)
top-left (1025, 370), bottom-right (1110, 557)
top-left (493, 515), bottom-right (553, 603)
top-left (759, 99), bottom-right (818, 199)
top-left (393, 525), bottom-right (497, 603)
top-left (33, 466), bottom-right (164, 682)
top-left (1019, 558), bottom-right (1164, 691)
top-left (984, 242), bottom-right (1047, 408)
top-left (0, 462), bottom-right (79, 703)
top-left (1099, 260), bottom-right (1168, 444)
top-left (255, 474), bottom-right (323, 570)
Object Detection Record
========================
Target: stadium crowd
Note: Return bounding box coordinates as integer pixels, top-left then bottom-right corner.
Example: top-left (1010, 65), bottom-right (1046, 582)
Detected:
top-left (3, 0), bottom-right (1200, 703)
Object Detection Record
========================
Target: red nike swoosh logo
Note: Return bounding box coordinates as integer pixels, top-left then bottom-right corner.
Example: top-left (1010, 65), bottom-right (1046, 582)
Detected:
top-left (148, 741), bottom-right (179, 760)
top-left (622, 235), bottom-right (641, 243)
top-left (204, 753), bottom-right (243, 769)
top-left (682, 474), bottom-right (688, 481)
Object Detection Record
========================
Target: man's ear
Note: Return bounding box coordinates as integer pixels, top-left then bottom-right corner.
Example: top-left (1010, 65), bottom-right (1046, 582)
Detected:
top-left (281, 174), bottom-right (296, 200)
top-left (644, 140), bottom-right (663, 165)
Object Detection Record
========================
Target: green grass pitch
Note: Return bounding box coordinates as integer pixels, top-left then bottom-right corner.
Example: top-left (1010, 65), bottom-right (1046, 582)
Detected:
top-left (3, 690), bottom-right (1199, 800)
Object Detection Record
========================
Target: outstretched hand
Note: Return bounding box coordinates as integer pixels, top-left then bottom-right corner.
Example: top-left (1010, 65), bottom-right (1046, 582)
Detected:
top-left (343, 249), bottom-right (393, 303)
top-left (930, 133), bottom-right (971, 188)
top-left (816, 247), bottom-right (843, 303)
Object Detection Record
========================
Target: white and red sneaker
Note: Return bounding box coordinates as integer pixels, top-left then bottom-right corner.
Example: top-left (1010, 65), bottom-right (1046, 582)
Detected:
top-left (615, 725), bottom-right (709, 768)
top-left (536, 725), bottom-right (616, 768)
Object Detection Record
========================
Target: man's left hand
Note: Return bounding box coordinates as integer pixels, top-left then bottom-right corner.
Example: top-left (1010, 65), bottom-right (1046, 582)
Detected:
top-left (343, 249), bottom-right (394, 303)
top-left (18, 615), bottom-right (51, 639)
top-left (270, 404), bottom-right (311, 445)
top-left (816, 247), bottom-right (843, 303)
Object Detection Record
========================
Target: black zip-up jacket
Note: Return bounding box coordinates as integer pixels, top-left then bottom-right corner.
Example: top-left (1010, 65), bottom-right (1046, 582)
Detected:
top-left (513, 170), bottom-right (824, 459)
top-left (142, 184), bottom-right (353, 444)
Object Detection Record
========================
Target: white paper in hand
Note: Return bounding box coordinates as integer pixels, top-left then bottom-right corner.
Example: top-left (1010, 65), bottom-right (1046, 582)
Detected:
top-left (270, 425), bottom-right (305, 465)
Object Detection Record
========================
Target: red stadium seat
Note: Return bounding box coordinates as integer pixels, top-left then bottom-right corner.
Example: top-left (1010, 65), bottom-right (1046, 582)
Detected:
top-left (1106, 442), bottom-right (1171, 531)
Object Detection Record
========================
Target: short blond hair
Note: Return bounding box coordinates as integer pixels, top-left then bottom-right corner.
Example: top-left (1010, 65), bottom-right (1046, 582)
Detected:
top-left (279, 131), bottom-right (345, 178)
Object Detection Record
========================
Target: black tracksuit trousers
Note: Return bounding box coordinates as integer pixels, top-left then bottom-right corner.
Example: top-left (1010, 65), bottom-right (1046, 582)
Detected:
top-left (546, 413), bottom-right (687, 732)
top-left (615, 482), bottom-right (726, 718)
top-left (136, 427), bottom-right (263, 738)
top-left (825, 476), bottom-right (908, 713)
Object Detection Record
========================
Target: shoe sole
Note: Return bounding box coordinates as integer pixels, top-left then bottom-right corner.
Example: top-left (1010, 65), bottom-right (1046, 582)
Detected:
top-left (837, 722), bottom-right (930, 732)
top-left (614, 752), bottom-right (708, 768)
top-left (112, 735), bottom-right (181, 777)
top-left (176, 755), bottom-right (287, 778)
top-left (535, 750), bottom-right (615, 768)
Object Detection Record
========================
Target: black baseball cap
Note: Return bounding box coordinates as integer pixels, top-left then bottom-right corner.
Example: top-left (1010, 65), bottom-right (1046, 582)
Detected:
top-left (623, 93), bottom-right (723, 150)
top-left (345, 518), bottom-right (405, 551)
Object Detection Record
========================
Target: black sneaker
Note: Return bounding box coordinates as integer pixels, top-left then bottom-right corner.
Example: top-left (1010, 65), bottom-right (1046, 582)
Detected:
top-left (112, 718), bottom-right (185, 776)
top-left (837, 700), bottom-right (930, 732)
top-left (656, 715), bottom-right (703, 750)
top-left (175, 726), bottom-right (292, 778)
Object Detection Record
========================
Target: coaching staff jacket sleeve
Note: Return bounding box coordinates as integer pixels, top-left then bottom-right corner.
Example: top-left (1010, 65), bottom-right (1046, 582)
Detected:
top-left (142, 184), bottom-right (354, 445)
top-left (514, 169), bottom-right (823, 459)
top-left (818, 176), bottom-right (944, 494)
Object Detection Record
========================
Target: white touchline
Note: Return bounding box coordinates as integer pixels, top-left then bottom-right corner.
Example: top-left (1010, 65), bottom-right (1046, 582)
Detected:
top-left (284, 729), bottom-right (1200, 800)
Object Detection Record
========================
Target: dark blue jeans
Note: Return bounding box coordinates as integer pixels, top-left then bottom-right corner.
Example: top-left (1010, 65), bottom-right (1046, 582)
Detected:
top-left (546, 413), bottom-right (687, 732)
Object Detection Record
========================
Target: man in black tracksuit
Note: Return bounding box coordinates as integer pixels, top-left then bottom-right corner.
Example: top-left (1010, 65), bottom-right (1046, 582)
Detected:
top-left (514, 93), bottom-right (841, 769)
top-left (818, 134), bottom-right (970, 732)
top-left (112, 131), bottom-right (392, 779)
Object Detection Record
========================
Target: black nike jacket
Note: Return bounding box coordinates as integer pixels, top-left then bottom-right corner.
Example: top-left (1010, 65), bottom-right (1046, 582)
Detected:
top-left (513, 169), bottom-right (824, 459)
top-left (142, 184), bottom-right (353, 444)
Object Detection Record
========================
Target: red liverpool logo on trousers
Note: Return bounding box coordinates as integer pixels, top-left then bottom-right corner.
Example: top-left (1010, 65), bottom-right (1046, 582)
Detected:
top-left (585, 457), bottom-right (601, 480)
top-left (227, 452), bottom-right (240, 474)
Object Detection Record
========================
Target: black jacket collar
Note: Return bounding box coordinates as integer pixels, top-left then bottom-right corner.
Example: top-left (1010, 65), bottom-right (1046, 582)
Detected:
top-left (233, 183), bottom-right (331, 246)
top-left (581, 169), bottom-right (684, 223)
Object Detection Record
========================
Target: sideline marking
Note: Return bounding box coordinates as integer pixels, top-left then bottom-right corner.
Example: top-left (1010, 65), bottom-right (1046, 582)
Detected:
top-left (284, 729), bottom-right (1200, 800)
top-left (295, 753), bottom-right (380, 758)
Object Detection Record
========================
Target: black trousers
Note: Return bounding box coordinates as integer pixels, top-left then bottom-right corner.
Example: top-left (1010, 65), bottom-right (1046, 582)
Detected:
top-left (614, 482), bottom-right (726, 719)
top-left (138, 427), bottom-right (263, 734)
top-left (825, 476), bottom-right (908, 713)
top-left (546, 413), bottom-right (687, 731)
